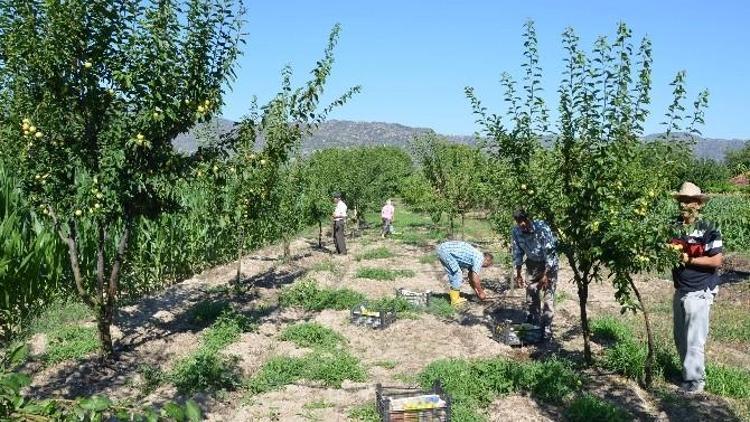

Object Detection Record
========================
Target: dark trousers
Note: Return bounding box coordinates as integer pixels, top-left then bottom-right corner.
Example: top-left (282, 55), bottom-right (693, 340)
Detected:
top-left (333, 219), bottom-right (347, 254)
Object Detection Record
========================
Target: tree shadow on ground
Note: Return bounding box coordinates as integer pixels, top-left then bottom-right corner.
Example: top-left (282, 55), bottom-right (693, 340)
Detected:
top-left (652, 385), bottom-right (742, 422)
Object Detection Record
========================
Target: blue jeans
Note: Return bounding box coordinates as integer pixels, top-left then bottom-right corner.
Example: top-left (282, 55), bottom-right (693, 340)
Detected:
top-left (437, 247), bottom-right (463, 289)
top-left (673, 287), bottom-right (717, 384)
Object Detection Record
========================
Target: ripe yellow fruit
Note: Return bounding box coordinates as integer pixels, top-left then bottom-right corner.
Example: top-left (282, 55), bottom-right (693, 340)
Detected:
top-left (528, 189), bottom-right (534, 195)
top-left (153, 112), bottom-right (160, 118)
top-left (213, 165), bottom-right (219, 172)
top-left (136, 133), bottom-right (144, 141)
top-left (84, 61), bottom-right (93, 69)
top-left (75, 209), bottom-right (83, 216)
top-left (22, 118), bottom-right (30, 124)
top-left (96, 193), bottom-right (103, 199)
top-left (29, 125), bottom-right (37, 133)
top-left (22, 122), bottom-right (29, 131)
top-left (23, 130), bottom-right (30, 136)
top-left (260, 159), bottom-right (267, 166)
top-left (94, 203), bottom-right (101, 209)
top-left (520, 184), bottom-right (527, 190)
top-left (35, 132), bottom-right (43, 138)
top-left (197, 105), bottom-right (205, 113)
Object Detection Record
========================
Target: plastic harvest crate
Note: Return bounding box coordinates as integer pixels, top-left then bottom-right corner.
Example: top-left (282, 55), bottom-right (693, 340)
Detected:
top-left (351, 303), bottom-right (397, 329)
top-left (395, 288), bottom-right (432, 308)
top-left (376, 382), bottom-right (451, 422)
top-left (491, 318), bottom-right (543, 347)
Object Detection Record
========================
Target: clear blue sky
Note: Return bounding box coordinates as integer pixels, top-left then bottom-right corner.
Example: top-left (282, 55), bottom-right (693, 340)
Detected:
top-left (221, 0), bottom-right (750, 139)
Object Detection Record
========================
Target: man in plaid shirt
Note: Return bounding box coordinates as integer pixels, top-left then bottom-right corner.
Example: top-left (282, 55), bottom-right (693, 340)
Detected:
top-left (512, 209), bottom-right (558, 339)
top-left (436, 241), bottom-right (493, 307)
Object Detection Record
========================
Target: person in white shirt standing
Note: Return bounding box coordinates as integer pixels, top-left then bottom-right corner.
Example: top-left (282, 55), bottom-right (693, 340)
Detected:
top-left (332, 192), bottom-right (347, 254)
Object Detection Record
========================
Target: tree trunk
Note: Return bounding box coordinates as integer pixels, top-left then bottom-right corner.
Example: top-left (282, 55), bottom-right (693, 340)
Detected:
top-left (318, 220), bottom-right (323, 248)
top-left (236, 225), bottom-right (244, 284)
top-left (577, 280), bottom-right (592, 364)
top-left (461, 213), bottom-right (465, 240)
top-left (629, 276), bottom-right (656, 387)
top-left (97, 306), bottom-right (114, 357)
top-left (282, 235), bottom-right (291, 261)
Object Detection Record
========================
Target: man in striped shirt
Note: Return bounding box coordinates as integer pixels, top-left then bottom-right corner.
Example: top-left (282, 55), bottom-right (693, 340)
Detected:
top-left (512, 209), bottom-right (558, 339)
top-left (670, 182), bottom-right (723, 394)
top-left (436, 241), bottom-right (493, 307)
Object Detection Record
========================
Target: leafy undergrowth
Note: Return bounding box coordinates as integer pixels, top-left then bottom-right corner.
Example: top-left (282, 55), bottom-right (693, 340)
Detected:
top-left (279, 322), bottom-right (346, 350)
top-left (355, 247), bottom-right (395, 261)
top-left (43, 325), bottom-right (99, 365)
top-left (565, 393), bottom-right (632, 422)
top-left (169, 309), bottom-right (255, 394)
top-left (347, 402), bottom-right (379, 422)
top-left (355, 267), bottom-right (415, 281)
top-left (591, 316), bottom-right (750, 399)
top-left (245, 350), bottom-right (366, 396)
top-left (279, 279), bottom-right (366, 311)
top-left (418, 357), bottom-right (587, 421)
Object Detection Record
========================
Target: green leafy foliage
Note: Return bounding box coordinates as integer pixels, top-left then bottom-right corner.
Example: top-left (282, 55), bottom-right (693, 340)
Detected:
top-left (169, 309), bottom-right (254, 394)
top-left (245, 350), bottom-right (366, 396)
top-left (355, 267), bottom-right (415, 281)
top-left (418, 357), bottom-right (582, 420)
top-left (279, 322), bottom-right (346, 350)
top-left (706, 364), bottom-right (750, 399)
top-left (278, 279), bottom-right (366, 311)
top-left (347, 402), bottom-right (380, 422)
top-left (355, 247), bottom-right (395, 261)
top-left (566, 394), bottom-right (632, 422)
top-left (43, 325), bottom-right (98, 365)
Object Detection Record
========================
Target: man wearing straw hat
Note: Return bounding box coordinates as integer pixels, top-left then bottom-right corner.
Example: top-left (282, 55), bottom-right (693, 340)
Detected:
top-left (670, 181), bottom-right (723, 394)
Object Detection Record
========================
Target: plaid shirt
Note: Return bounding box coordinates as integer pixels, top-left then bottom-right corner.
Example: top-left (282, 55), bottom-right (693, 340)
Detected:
top-left (436, 241), bottom-right (485, 274)
top-left (512, 220), bottom-right (559, 270)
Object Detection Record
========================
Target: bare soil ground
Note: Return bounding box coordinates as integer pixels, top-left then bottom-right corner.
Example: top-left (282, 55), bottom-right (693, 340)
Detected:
top-left (23, 224), bottom-right (750, 421)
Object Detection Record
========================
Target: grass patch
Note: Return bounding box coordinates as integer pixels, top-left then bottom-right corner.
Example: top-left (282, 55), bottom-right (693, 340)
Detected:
top-left (310, 259), bottom-right (341, 275)
top-left (303, 400), bottom-right (334, 410)
top-left (418, 357), bottom-right (581, 420)
top-left (27, 301), bottom-right (91, 335)
top-left (43, 325), bottom-right (99, 365)
top-left (279, 322), bottom-right (346, 350)
top-left (711, 303), bottom-right (750, 344)
top-left (373, 359), bottom-right (398, 369)
top-left (419, 253), bottom-right (438, 264)
top-left (706, 364), bottom-right (750, 398)
top-left (565, 394), bottom-right (632, 422)
top-left (347, 403), bottom-right (379, 422)
top-left (355, 267), bottom-right (415, 281)
top-left (554, 290), bottom-right (570, 305)
top-left (245, 350), bottom-right (366, 396)
top-left (189, 299), bottom-right (230, 326)
top-left (590, 316), bottom-right (633, 344)
top-left (279, 279), bottom-right (366, 311)
top-left (397, 232), bottom-right (431, 247)
top-left (136, 364), bottom-right (165, 395)
top-left (355, 247), bottom-right (395, 261)
top-left (169, 309), bottom-right (254, 394)
top-left (425, 296), bottom-right (455, 319)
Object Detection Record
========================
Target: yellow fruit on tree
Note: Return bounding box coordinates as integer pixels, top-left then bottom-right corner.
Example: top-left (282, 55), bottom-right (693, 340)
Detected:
top-left (260, 159), bottom-right (267, 165)
top-left (84, 61), bottom-right (93, 69)
top-left (22, 122), bottom-right (29, 131)
top-left (35, 132), bottom-right (43, 138)
top-left (75, 209), bottom-right (83, 216)
top-left (197, 105), bottom-right (205, 113)
top-left (136, 133), bottom-right (144, 140)
top-left (520, 184), bottom-right (527, 190)
top-left (29, 125), bottom-right (37, 133)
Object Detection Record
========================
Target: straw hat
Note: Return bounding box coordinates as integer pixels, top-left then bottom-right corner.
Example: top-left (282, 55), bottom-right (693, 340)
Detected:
top-left (672, 181), bottom-right (709, 203)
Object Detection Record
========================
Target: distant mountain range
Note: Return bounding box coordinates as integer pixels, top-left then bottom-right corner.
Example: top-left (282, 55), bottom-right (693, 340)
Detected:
top-left (172, 118), bottom-right (747, 161)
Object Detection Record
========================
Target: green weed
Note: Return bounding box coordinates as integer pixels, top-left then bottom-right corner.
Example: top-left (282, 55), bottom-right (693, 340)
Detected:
top-left (590, 316), bottom-right (633, 344)
top-left (303, 400), bottom-right (334, 410)
top-left (355, 267), bottom-right (415, 281)
top-left (347, 403), bottom-right (379, 422)
top-left (189, 300), bottom-right (230, 326)
top-left (245, 350), bottom-right (366, 396)
top-left (418, 357), bottom-right (581, 420)
top-left (373, 359), bottom-right (397, 369)
top-left (711, 304), bottom-right (750, 344)
top-left (310, 259), bottom-right (340, 275)
top-left (136, 364), bottom-right (165, 395)
top-left (565, 394), bottom-right (632, 422)
top-left (425, 296), bottom-right (455, 319)
top-left (706, 364), bottom-right (750, 398)
top-left (170, 351), bottom-right (242, 394)
top-left (419, 253), bottom-right (438, 264)
top-left (202, 310), bottom-right (255, 352)
top-left (554, 290), bottom-right (570, 305)
top-left (355, 247), bottom-right (394, 261)
top-left (279, 322), bottom-right (346, 350)
top-left (43, 325), bottom-right (98, 365)
top-left (279, 279), bottom-right (366, 311)
top-left (28, 301), bottom-right (92, 336)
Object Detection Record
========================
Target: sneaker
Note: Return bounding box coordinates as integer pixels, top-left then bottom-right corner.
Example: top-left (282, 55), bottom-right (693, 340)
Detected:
top-left (681, 381), bottom-right (705, 394)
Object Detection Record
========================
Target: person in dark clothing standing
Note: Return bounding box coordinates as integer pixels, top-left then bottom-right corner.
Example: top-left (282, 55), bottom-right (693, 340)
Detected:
top-left (670, 181), bottom-right (723, 394)
top-left (332, 192), bottom-right (347, 255)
